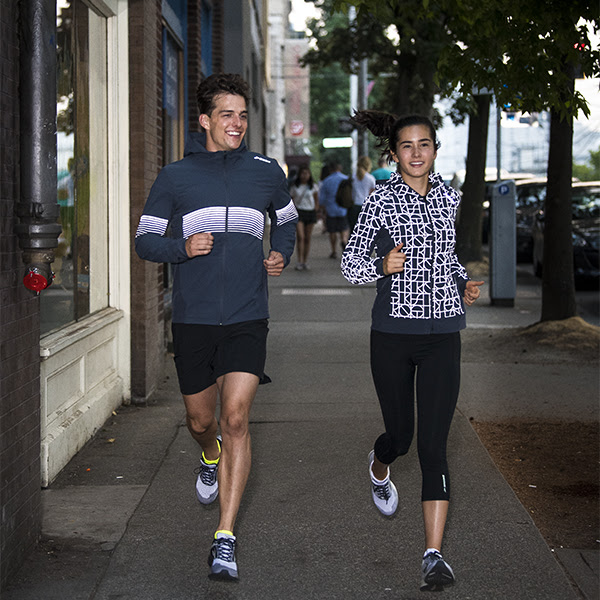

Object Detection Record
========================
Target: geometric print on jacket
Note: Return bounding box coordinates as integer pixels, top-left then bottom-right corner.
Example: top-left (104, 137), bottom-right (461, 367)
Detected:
top-left (341, 171), bottom-right (469, 320)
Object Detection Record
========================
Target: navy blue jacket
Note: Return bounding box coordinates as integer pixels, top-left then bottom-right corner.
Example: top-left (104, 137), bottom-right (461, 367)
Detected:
top-left (135, 132), bottom-right (297, 325)
top-left (341, 172), bottom-right (469, 334)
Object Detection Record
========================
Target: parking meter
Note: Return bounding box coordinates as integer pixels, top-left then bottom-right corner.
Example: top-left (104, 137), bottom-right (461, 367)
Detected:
top-left (490, 180), bottom-right (516, 306)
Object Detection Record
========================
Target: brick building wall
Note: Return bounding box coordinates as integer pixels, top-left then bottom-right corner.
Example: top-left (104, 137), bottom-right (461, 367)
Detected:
top-left (129, 0), bottom-right (166, 400)
top-left (0, 0), bottom-right (42, 589)
top-left (130, 0), bottom-right (225, 400)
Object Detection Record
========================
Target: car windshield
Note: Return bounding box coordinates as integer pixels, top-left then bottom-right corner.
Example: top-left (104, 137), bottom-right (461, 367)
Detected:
top-left (572, 187), bottom-right (600, 220)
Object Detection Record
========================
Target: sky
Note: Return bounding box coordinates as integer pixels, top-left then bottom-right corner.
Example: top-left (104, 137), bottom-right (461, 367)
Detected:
top-left (289, 0), bottom-right (320, 32)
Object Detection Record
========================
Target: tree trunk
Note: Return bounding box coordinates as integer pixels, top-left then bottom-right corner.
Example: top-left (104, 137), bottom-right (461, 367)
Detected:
top-left (541, 106), bottom-right (576, 321)
top-left (456, 94), bottom-right (490, 264)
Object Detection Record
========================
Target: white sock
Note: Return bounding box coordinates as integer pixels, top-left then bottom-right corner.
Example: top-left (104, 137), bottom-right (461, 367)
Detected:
top-left (424, 548), bottom-right (440, 558)
top-left (370, 466), bottom-right (390, 484)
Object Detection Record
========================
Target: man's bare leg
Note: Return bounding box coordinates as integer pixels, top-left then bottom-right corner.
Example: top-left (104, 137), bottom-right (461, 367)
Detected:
top-left (329, 232), bottom-right (338, 256)
top-left (185, 371), bottom-right (259, 579)
top-left (214, 371), bottom-right (259, 533)
top-left (183, 384), bottom-right (220, 461)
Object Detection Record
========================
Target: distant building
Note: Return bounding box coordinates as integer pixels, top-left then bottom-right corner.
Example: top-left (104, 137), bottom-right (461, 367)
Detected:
top-left (437, 95), bottom-right (600, 179)
top-left (284, 31), bottom-right (311, 176)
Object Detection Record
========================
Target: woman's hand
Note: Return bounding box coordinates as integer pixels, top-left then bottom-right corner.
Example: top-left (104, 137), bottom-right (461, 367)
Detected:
top-left (464, 280), bottom-right (484, 306)
top-left (383, 243), bottom-right (406, 275)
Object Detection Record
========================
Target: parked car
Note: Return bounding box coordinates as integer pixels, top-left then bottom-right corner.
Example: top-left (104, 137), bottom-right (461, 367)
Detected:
top-left (532, 181), bottom-right (600, 288)
top-left (480, 172), bottom-right (538, 253)
top-left (514, 178), bottom-right (548, 262)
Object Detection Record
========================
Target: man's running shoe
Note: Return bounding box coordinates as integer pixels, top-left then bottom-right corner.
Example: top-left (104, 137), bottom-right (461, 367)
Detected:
top-left (368, 450), bottom-right (398, 516)
top-left (208, 532), bottom-right (238, 580)
top-left (420, 550), bottom-right (455, 591)
top-left (195, 436), bottom-right (221, 504)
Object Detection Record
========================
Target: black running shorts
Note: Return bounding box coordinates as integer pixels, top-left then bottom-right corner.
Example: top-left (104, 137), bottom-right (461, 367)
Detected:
top-left (172, 319), bottom-right (269, 395)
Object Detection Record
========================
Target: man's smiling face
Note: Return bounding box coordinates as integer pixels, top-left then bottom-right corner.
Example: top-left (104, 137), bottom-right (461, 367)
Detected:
top-left (200, 93), bottom-right (248, 152)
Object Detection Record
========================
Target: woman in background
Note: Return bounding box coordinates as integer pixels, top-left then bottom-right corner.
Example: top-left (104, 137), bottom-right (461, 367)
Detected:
top-left (290, 164), bottom-right (319, 270)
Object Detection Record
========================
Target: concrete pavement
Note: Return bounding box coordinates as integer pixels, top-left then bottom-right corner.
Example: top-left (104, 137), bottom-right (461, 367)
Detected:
top-left (4, 225), bottom-right (598, 599)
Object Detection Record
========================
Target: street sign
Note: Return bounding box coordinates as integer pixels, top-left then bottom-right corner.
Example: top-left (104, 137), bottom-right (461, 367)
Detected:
top-left (322, 137), bottom-right (353, 148)
top-left (290, 120), bottom-right (304, 136)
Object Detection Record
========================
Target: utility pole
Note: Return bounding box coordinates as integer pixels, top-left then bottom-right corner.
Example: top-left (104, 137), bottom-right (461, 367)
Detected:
top-left (358, 58), bottom-right (368, 157)
top-left (349, 6), bottom-right (358, 171)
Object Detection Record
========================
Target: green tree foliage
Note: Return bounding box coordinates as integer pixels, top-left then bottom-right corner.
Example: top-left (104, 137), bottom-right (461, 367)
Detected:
top-left (331, 0), bottom-right (599, 118)
top-left (432, 1), bottom-right (598, 120)
top-left (573, 147), bottom-right (600, 181)
top-left (436, 0), bottom-right (598, 321)
top-left (302, 0), bottom-right (450, 119)
top-left (334, 0), bottom-right (600, 321)
top-left (309, 62), bottom-right (352, 174)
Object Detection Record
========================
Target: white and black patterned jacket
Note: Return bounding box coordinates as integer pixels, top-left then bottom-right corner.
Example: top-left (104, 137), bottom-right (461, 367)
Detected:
top-left (341, 171), bottom-right (469, 334)
top-left (135, 132), bottom-right (297, 326)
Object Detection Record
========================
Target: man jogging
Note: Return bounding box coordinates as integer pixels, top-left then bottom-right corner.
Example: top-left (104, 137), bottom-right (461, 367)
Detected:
top-left (135, 73), bottom-right (297, 580)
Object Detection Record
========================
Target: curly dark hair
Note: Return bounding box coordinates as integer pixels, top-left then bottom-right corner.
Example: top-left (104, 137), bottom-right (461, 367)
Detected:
top-left (350, 110), bottom-right (440, 162)
top-left (196, 73), bottom-right (252, 117)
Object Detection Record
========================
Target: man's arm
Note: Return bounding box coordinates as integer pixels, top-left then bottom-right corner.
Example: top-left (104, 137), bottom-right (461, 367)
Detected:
top-left (134, 169), bottom-right (189, 264)
top-left (267, 170), bottom-right (298, 268)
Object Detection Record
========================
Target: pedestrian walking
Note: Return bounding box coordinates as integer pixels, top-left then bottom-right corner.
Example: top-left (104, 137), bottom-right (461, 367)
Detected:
top-left (371, 156), bottom-right (393, 182)
top-left (348, 155), bottom-right (376, 233)
top-left (317, 163), bottom-right (331, 233)
top-left (135, 73), bottom-right (297, 581)
top-left (319, 160), bottom-right (350, 258)
top-left (341, 111), bottom-right (483, 592)
top-left (289, 164), bottom-right (319, 270)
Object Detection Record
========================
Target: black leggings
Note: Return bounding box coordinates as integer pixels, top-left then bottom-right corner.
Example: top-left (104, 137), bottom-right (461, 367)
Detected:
top-left (370, 330), bottom-right (461, 502)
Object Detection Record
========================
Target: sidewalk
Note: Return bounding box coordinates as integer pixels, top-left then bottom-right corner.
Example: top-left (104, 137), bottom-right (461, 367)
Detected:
top-left (4, 225), bottom-right (598, 599)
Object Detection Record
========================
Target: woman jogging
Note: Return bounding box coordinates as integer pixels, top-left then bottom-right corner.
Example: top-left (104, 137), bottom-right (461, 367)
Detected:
top-left (341, 111), bottom-right (483, 592)
top-left (290, 164), bottom-right (319, 270)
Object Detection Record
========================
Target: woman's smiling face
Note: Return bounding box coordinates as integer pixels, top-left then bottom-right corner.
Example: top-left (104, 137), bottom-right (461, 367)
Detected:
top-left (391, 124), bottom-right (437, 185)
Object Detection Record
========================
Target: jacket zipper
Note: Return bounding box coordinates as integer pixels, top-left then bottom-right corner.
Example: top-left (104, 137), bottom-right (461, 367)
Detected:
top-left (220, 152), bottom-right (228, 325)
top-left (423, 192), bottom-right (436, 329)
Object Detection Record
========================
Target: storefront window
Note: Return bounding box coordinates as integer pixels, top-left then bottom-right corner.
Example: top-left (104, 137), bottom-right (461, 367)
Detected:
top-left (162, 29), bottom-right (184, 165)
top-left (162, 28), bottom-right (184, 294)
top-left (43, 1), bottom-right (109, 334)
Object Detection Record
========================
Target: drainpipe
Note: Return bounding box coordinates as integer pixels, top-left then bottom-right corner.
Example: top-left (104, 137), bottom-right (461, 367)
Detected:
top-left (16, 0), bottom-right (61, 293)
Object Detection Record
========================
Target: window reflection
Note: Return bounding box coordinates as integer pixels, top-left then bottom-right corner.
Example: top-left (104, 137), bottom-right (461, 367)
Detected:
top-left (162, 28), bottom-right (184, 297)
top-left (42, 0), bottom-right (95, 334)
top-left (163, 29), bottom-right (184, 165)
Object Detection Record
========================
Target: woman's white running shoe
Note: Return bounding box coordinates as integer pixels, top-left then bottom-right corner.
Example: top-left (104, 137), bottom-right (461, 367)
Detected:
top-left (368, 450), bottom-right (398, 516)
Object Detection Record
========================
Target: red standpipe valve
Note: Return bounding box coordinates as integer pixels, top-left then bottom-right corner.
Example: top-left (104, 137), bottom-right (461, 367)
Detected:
top-left (23, 267), bottom-right (54, 293)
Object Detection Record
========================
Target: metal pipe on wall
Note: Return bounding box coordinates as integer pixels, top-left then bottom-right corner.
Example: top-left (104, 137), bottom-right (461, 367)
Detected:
top-left (16, 0), bottom-right (62, 293)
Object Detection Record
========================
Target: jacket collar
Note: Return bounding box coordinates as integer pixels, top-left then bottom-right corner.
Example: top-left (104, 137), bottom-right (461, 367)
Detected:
top-left (184, 130), bottom-right (247, 157)
top-left (388, 171), bottom-right (443, 197)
